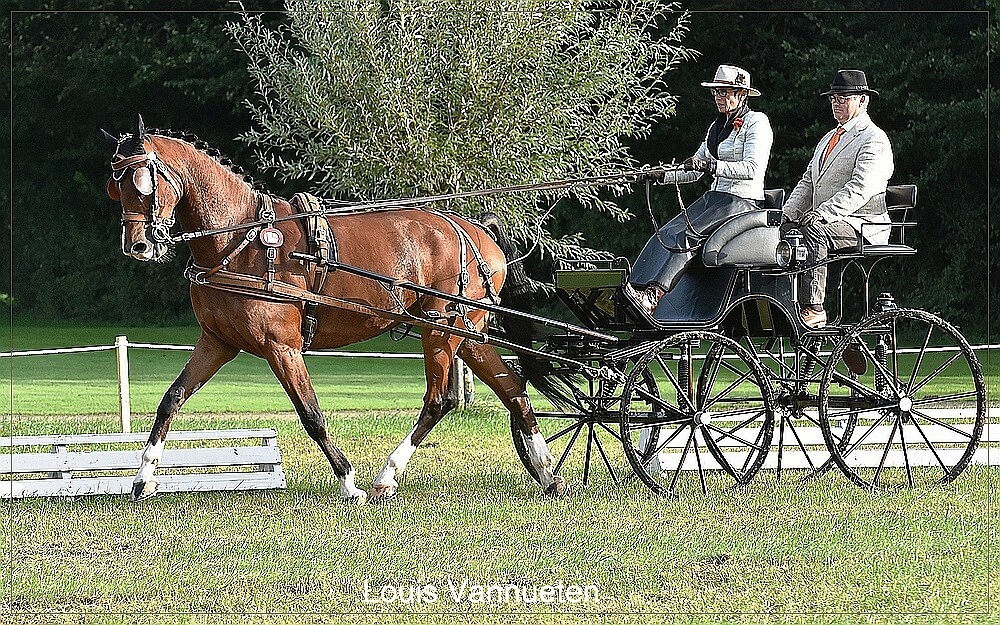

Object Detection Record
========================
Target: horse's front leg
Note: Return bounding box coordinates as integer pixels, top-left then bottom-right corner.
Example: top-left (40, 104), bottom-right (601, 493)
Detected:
top-left (369, 329), bottom-right (465, 502)
top-left (133, 333), bottom-right (239, 501)
top-left (265, 342), bottom-right (367, 503)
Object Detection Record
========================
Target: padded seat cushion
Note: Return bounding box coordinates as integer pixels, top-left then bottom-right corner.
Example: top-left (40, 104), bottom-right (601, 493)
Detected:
top-left (702, 210), bottom-right (782, 267)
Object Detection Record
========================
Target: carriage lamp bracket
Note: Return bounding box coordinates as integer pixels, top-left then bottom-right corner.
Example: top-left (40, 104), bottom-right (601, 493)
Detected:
top-left (776, 232), bottom-right (808, 268)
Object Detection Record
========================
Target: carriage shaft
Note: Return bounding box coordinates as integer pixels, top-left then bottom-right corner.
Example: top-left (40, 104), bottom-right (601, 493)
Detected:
top-left (289, 252), bottom-right (619, 343)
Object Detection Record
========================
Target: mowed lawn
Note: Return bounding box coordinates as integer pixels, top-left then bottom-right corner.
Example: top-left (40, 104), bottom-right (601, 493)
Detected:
top-left (3, 323), bottom-right (999, 623)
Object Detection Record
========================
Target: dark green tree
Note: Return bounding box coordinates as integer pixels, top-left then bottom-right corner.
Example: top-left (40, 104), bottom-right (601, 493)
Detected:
top-left (6, 3), bottom-right (284, 324)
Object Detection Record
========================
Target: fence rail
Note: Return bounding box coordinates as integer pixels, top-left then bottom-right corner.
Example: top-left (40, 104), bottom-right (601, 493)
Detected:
top-left (4, 335), bottom-right (480, 432)
top-left (5, 341), bottom-right (998, 360)
top-left (4, 337), bottom-right (997, 434)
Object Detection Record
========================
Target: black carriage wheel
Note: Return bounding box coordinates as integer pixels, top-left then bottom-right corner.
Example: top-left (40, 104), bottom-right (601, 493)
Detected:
top-left (619, 331), bottom-right (775, 497)
top-left (819, 308), bottom-right (986, 489)
top-left (510, 366), bottom-right (654, 490)
top-left (724, 335), bottom-right (849, 481)
top-left (775, 336), bottom-right (858, 480)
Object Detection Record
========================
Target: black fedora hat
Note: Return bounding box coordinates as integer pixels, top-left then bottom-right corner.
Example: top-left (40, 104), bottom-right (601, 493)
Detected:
top-left (820, 69), bottom-right (879, 97)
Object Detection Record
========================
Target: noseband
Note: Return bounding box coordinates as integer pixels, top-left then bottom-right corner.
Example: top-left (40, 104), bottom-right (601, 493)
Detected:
top-left (110, 149), bottom-right (185, 244)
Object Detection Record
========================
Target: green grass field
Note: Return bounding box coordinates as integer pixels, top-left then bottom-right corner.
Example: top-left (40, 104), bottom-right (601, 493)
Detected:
top-left (3, 323), bottom-right (998, 624)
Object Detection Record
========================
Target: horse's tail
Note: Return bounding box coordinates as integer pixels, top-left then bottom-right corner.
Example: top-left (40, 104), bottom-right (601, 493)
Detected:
top-left (479, 215), bottom-right (581, 410)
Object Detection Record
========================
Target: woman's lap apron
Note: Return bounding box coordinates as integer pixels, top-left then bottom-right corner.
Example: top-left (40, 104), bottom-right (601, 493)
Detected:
top-left (630, 191), bottom-right (760, 292)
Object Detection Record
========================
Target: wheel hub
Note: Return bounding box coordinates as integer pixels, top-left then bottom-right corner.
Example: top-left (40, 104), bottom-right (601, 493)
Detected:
top-left (898, 394), bottom-right (913, 421)
top-left (693, 411), bottom-right (713, 426)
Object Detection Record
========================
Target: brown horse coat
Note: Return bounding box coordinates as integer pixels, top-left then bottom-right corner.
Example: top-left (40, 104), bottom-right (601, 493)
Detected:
top-left (105, 117), bottom-right (564, 502)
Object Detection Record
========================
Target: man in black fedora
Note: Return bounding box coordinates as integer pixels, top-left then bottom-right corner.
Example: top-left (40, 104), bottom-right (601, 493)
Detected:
top-left (782, 69), bottom-right (894, 328)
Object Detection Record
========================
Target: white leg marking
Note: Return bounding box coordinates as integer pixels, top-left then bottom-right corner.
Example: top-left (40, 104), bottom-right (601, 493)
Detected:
top-left (522, 431), bottom-right (557, 489)
top-left (339, 468), bottom-right (368, 503)
top-left (373, 427), bottom-right (418, 488)
top-left (131, 439), bottom-right (164, 500)
top-left (134, 439), bottom-right (164, 486)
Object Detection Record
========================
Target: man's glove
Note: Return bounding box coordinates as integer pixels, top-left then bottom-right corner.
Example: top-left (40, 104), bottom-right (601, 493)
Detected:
top-left (799, 211), bottom-right (825, 229)
top-left (779, 220), bottom-right (799, 235)
top-left (682, 156), bottom-right (716, 174)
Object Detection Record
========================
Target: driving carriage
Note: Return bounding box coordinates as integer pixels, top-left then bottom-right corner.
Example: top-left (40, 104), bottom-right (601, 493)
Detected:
top-left (516, 184), bottom-right (986, 495)
top-left (105, 117), bottom-right (985, 500)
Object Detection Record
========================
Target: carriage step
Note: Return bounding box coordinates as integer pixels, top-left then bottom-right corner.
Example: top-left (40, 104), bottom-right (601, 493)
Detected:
top-left (1, 429), bottom-right (286, 499)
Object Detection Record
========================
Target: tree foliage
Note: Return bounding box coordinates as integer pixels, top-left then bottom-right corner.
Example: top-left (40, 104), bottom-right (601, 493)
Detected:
top-left (228, 0), bottom-right (695, 258)
top-left (5, 2), bottom-right (284, 324)
top-left (6, 3), bottom-right (995, 337)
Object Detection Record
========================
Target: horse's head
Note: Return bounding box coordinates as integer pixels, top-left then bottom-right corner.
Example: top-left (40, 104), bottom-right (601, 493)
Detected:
top-left (102, 115), bottom-right (184, 263)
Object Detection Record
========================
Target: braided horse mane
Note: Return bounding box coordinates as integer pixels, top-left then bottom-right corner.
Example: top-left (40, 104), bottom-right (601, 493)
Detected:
top-left (119, 127), bottom-right (270, 196)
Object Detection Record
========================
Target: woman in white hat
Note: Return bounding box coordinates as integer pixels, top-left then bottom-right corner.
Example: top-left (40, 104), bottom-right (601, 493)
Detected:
top-left (629, 64), bottom-right (774, 314)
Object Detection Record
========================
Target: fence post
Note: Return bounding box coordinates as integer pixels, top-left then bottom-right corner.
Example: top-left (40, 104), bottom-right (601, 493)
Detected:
top-left (462, 360), bottom-right (475, 407)
top-left (116, 335), bottom-right (131, 434)
top-left (448, 358), bottom-right (476, 410)
top-left (449, 357), bottom-right (464, 410)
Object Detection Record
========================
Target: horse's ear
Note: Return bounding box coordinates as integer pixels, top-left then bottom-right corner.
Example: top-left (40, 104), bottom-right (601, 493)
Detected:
top-left (100, 128), bottom-right (119, 151)
top-left (135, 114), bottom-right (146, 140)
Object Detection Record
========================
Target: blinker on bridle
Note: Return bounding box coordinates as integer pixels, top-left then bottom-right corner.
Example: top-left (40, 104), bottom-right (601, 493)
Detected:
top-left (109, 146), bottom-right (185, 244)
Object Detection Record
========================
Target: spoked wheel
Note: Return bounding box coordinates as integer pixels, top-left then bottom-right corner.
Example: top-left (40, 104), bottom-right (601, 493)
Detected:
top-left (819, 308), bottom-right (986, 489)
top-left (510, 363), bottom-right (649, 490)
top-left (620, 331), bottom-right (775, 497)
top-left (734, 335), bottom-right (853, 481)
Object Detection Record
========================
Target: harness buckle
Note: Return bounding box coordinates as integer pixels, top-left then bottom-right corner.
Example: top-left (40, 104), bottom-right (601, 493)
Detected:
top-left (258, 194), bottom-right (276, 223)
top-left (185, 266), bottom-right (208, 286)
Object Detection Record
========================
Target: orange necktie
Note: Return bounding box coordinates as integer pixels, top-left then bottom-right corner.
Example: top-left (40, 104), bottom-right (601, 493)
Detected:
top-left (820, 127), bottom-right (846, 168)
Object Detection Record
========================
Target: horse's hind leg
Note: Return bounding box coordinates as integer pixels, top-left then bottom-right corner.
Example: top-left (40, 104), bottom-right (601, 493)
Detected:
top-left (265, 343), bottom-right (367, 503)
top-left (369, 329), bottom-right (465, 502)
top-left (133, 333), bottom-right (239, 501)
top-left (457, 341), bottom-right (566, 496)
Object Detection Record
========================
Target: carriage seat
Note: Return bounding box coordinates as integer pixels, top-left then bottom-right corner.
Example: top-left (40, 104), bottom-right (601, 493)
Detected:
top-left (701, 189), bottom-right (786, 267)
top-left (857, 184), bottom-right (918, 256)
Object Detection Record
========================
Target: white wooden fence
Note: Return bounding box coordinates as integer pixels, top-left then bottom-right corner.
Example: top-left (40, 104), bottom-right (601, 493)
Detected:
top-left (647, 409), bottom-right (997, 470)
top-left (1, 429), bottom-right (285, 499)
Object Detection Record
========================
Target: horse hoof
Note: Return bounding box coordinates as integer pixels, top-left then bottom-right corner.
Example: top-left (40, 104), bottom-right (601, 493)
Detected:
top-left (368, 484), bottom-right (398, 503)
top-left (544, 476), bottom-right (568, 498)
top-left (131, 480), bottom-right (158, 502)
top-left (342, 491), bottom-right (368, 505)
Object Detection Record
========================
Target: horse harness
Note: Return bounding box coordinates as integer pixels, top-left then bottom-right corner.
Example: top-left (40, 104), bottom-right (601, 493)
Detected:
top-left (108, 149), bottom-right (185, 245)
top-left (178, 192), bottom-right (497, 351)
top-left (290, 193), bottom-right (337, 349)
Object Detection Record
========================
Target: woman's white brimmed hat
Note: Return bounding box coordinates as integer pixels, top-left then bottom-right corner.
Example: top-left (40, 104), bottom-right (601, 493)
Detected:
top-left (701, 64), bottom-right (761, 97)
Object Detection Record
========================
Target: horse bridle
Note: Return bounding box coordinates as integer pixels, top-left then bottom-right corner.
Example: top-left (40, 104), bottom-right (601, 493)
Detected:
top-left (109, 147), bottom-right (185, 244)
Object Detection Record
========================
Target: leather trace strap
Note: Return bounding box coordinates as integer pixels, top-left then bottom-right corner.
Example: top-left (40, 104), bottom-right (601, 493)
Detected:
top-left (432, 211), bottom-right (500, 304)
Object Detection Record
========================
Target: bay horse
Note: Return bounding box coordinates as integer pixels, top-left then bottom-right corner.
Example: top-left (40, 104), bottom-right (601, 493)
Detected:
top-left (102, 115), bottom-right (565, 503)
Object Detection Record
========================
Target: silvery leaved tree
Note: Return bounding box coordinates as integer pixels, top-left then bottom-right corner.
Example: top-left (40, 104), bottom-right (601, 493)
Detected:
top-left (228, 0), bottom-right (694, 259)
